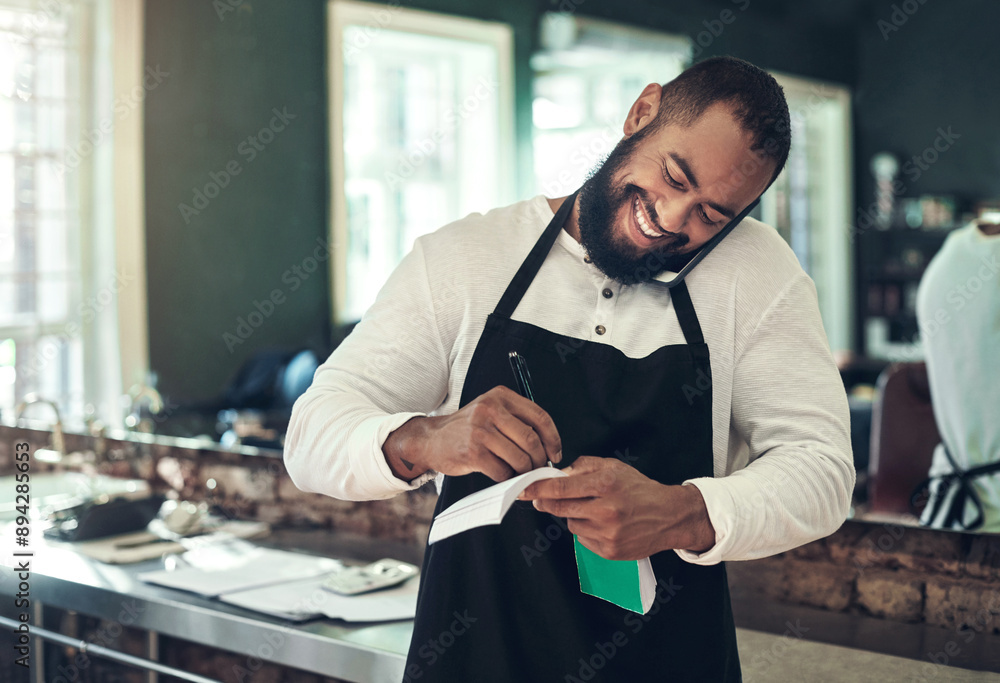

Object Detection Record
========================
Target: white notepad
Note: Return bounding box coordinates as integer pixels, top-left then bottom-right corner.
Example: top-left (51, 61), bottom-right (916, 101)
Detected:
top-left (138, 547), bottom-right (341, 598)
top-left (219, 575), bottom-right (419, 622)
top-left (428, 468), bottom-right (568, 544)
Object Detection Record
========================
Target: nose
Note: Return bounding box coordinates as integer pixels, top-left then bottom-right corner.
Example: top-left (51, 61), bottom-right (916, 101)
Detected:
top-left (653, 196), bottom-right (690, 233)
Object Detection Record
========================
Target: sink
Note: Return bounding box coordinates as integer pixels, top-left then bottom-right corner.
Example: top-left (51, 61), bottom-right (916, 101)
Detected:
top-left (0, 472), bottom-right (150, 522)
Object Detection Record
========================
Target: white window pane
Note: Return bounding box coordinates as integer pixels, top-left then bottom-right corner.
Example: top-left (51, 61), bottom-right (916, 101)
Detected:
top-left (0, 276), bottom-right (15, 321)
top-left (340, 21), bottom-right (507, 320)
top-left (0, 155), bottom-right (12, 214)
top-left (13, 98), bottom-right (34, 147)
top-left (36, 215), bottom-right (68, 273)
top-left (0, 218), bottom-right (13, 265)
top-left (35, 45), bottom-right (66, 100)
top-left (38, 102), bottom-right (66, 151)
top-left (36, 157), bottom-right (65, 212)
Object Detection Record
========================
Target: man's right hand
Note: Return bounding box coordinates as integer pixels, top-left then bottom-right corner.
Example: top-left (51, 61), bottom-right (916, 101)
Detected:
top-left (382, 386), bottom-right (562, 483)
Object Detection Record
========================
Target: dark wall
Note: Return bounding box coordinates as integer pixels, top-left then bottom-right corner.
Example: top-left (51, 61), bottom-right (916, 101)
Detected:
top-left (852, 0), bottom-right (1000, 351)
top-left (144, 0), bottom-right (329, 403)
top-left (143, 0), bottom-right (857, 403)
top-left (854, 0), bottom-right (1000, 210)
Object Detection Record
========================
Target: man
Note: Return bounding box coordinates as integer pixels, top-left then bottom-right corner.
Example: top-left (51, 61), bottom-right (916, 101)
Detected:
top-left (285, 56), bottom-right (853, 681)
top-left (917, 216), bottom-right (1000, 531)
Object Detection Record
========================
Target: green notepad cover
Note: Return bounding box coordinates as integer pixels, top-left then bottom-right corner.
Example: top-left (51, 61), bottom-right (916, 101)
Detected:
top-left (574, 535), bottom-right (643, 614)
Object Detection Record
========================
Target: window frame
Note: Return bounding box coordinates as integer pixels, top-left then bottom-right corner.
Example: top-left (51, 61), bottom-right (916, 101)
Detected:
top-left (326, 0), bottom-right (515, 325)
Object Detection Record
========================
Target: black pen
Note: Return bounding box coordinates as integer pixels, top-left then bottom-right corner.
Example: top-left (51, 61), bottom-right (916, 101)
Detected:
top-left (508, 351), bottom-right (535, 402)
top-left (508, 351), bottom-right (551, 466)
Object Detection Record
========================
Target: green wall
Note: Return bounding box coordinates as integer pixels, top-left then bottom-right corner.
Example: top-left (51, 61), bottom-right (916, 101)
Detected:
top-left (144, 0), bottom-right (329, 403)
top-left (143, 0), bottom-right (856, 404)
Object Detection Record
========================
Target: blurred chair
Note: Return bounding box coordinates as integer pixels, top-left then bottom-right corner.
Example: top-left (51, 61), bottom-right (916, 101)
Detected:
top-left (867, 362), bottom-right (941, 514)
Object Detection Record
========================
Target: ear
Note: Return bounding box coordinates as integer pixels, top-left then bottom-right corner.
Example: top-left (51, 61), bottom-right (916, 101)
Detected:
top-left (623, 83), bottom-right (663, 138)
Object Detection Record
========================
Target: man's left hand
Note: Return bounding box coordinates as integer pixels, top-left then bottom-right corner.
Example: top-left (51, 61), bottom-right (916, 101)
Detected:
top-left (519, 456), bottom-right (716, 560)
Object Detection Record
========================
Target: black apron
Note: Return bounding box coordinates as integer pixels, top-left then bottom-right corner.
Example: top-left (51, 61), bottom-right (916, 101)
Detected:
top-left (916, 443), bottom-right (1000, 530)
top-left (403, 195), bottom-right (741, 682)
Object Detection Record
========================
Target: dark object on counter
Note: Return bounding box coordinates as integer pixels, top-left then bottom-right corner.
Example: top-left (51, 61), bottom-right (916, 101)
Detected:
top-left (221, 348), bottom-right (319, 410)
top-left (43, 494), bottom-right (166, 542)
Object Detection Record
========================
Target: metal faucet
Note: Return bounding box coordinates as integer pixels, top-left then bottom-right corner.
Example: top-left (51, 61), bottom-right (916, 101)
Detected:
top-left (15, 394), bottom-right (66, 458)
top-left (125, 384), bottom-right (165, 432)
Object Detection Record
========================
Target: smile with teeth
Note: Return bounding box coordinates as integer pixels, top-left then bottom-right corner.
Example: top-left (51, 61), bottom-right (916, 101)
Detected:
top-left (633, 196), bottom-right (664, 239)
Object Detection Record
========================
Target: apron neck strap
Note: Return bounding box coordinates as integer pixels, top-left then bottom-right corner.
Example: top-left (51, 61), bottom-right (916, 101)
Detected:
top-left (492, 191), bottom-right (706, 347)
top-left (493, 192), bottom-right (577, 318)
top-left (667, 280), bottom-right (705, 346)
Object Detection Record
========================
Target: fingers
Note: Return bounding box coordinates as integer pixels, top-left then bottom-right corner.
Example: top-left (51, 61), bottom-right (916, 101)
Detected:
top-left (522, 469), bottom-right (615, 500)
top-left (475, 425), bottom-right (533, 478)
top-left (531, 495), bottom-right (592, 518)
top-left (497, 387), bottom-right (563, 465)
top-left (492, 407), bottom-right (550, 470)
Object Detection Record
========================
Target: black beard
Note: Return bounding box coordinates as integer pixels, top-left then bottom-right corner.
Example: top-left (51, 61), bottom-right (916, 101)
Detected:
top-left (576, 136), bottom-right (696, 285)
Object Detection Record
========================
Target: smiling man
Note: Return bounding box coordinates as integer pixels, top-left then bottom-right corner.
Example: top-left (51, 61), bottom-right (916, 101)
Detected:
top-left (285, 56), bottom-right (854, 682)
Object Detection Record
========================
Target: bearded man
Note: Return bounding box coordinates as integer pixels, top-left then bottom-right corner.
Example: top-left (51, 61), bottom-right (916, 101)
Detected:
top-left (285, 55), bottom-right (854, 682)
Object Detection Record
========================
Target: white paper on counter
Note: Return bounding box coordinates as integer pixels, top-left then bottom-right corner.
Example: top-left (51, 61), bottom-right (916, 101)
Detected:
top-left (428, 467), bottom-right (567, 544)
top-left (138, 546), bottom-right (341, 598)
top-left (219, 575), bottom-right (420, 622)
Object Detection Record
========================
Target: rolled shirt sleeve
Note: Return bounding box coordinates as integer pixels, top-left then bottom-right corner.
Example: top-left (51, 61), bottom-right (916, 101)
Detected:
top-left (284, 238), bottom-right (446, 501)
top-left (675, 273), bottom-right (855, 564)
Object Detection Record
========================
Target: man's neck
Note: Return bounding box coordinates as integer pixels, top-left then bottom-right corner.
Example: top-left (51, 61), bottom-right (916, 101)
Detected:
top-left (977, 221), bottom-right (1000, 236)
top-left (547, 195), bottom-right (581, 242)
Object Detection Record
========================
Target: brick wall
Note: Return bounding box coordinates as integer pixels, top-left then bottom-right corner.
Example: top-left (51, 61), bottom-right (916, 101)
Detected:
top-left (0, 425), bottom-right (438, 546)
top-left (727, 519), bottom-right (1000, 634)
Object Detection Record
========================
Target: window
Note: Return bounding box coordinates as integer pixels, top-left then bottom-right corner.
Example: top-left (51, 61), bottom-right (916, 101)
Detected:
top-left (0, 0), bottom-right (85, 421)
top-left (531, 13), bottom-right (690, 197)
top-left (329, 0), bottom-right (515, 323)
top-left (0, 0), bottom-right (147, 428)
top-left (761, 74), bottom-right (854, 354)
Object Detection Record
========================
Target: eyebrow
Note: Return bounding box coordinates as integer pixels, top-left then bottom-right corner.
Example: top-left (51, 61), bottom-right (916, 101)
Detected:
top-left (667, 152), bottom-right (738, 219)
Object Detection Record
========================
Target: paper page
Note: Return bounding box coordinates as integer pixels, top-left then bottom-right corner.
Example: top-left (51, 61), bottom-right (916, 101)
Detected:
top-left (317, 576), bottom-right (419, 622)
top-left (217, 576), bottom-right (327, 621)
top-left (428, 468), bottom-right (567, 544)
top-left (638, 557), bottom-right (655, 614)
top-left (138, 547), bottom-right (341, 597)
top-left (219, 576), bottom-right (419, 622)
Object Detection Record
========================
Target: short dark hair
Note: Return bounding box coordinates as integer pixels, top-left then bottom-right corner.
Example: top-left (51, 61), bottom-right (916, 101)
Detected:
top-left (648, 56), bottom-right (791, 186)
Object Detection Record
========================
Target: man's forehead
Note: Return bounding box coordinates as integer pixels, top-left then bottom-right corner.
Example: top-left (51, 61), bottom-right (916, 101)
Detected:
top-left (641, 126), bottom-right (772, 207)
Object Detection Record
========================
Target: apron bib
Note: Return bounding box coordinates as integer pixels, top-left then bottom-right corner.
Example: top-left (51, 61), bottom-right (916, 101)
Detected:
top-left (404, 195), bottom-right (741, 682)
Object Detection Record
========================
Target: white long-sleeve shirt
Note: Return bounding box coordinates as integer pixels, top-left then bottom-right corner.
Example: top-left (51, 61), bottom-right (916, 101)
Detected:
top-left (917, 221), bottom-right (1000, 531)
top-left (284, 195), bottom-right (854, 565)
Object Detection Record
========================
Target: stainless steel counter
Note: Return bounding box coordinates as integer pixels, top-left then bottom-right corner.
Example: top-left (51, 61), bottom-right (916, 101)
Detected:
top-left (0, 528), bottom-right (421, 683)
top-left (5, 527), bottom-right (1000, 683)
